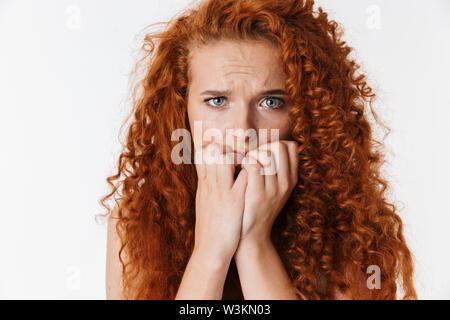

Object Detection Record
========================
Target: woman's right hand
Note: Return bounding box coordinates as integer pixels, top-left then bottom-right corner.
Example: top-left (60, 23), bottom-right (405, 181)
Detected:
top-left (192, 142), bottom-right (248, 268)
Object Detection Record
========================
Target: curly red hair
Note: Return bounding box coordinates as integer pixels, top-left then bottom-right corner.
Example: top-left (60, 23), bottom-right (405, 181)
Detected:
top-left (100, 0), bottom-right (417, 299)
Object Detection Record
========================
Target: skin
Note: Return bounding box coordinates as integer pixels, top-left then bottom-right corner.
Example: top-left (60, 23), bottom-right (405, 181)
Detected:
top-left (106, 39), bottom-right (371, 300)
top-left (176, 39), bottom-right (300, 299)
top-left (105, 207), bottom-right (125, 299)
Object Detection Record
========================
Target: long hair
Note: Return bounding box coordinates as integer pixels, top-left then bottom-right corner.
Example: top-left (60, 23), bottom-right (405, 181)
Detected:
top-left (100, 0), bottom-right (417, 299)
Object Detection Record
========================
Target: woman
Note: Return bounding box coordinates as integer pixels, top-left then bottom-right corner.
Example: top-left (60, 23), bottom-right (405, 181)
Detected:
top-left (102, 0), bottom-right (417, 300)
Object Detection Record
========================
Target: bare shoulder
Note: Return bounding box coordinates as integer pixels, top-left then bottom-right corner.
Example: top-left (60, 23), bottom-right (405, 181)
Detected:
top-left (106, 206), bottom-right (144, 299)
top-left (106, 206), bottom-right (126, 299)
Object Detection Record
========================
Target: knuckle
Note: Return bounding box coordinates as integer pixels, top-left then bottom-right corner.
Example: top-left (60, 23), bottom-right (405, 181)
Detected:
top-left (279, 181), bottom-right (290, 193)
top-left (244, 163), bottom-right (260, 172)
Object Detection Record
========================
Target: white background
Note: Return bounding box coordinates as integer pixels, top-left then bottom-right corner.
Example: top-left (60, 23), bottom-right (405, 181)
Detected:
top-left (0, 0), bottom-right (449, 299)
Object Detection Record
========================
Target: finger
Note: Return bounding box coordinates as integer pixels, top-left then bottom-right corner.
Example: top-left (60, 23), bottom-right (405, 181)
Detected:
top-left (194, 145), bottom-right (206, 180)
top-left (231, 165), bottom-right (248, 196)
top-left (257, 143), bottom-right (278, 191)
top-left (285, 140), bottom-right (299, 184)
top-left (203, 142), bottom-right (221, 184)
top-left (275, 141), bottom-right (290, 184)
top-left (217, 152), bottom-right (239, 189)
top-left (241, 152), bottom-right (265, 188)
top-left (257, 142), bottom-right (279, 176)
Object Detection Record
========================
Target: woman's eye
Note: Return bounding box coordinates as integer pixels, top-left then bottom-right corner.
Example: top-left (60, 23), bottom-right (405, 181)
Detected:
top-left (204, 96), bottom-right (285, 109)
top-left (204, 97), bottom-right (226, 108)
top-left (261, 97), bottom-right (285, 109)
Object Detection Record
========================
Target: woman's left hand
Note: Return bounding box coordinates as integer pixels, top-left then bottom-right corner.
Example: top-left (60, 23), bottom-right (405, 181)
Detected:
top-left (238, 140), bottom-right (299, 245)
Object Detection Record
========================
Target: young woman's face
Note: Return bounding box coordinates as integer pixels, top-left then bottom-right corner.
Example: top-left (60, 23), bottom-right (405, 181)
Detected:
top-left (187, 39), bottom-right (293, 158)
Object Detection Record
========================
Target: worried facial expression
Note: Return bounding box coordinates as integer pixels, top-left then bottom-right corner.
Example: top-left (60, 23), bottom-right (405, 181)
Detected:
top-left (186, 39), bottom-right (293, 166)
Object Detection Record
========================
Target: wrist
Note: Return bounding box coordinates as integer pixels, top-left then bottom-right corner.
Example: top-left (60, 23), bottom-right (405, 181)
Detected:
top-left (235, 236), bottom-right (273, 259)
top-left (191, 247), bottom-right (232, 273)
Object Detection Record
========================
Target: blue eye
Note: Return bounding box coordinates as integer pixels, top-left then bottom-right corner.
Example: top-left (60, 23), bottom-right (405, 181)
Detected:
top-left (204, 97), bottom-right (226, 108)
top-left (261, 97), bottom-right (285, 109)
top-left (203, 96), bottom-right (285, 109)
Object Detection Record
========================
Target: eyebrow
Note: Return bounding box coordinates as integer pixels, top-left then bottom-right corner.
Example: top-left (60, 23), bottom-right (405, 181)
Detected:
top-left (200, 89), bottom-right (288, 96)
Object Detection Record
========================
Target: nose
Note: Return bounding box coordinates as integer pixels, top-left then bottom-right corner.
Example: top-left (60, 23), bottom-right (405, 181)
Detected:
top-left (225, 103), bottom-right (257, 155)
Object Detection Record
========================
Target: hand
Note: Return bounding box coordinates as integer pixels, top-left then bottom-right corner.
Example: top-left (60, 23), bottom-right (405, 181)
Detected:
top-left (192, 142), bottom-right (248, 266)
top-left (238, 140), bottom-right (299, 245)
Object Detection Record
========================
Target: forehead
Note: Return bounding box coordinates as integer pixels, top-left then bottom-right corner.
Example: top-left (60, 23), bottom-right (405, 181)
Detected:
top-left (187, 39), bottom-right (286, 91)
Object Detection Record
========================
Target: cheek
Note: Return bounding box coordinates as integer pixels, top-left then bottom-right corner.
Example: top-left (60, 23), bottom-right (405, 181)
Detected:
top-left (257, 116), bottom-right (292, 141)
top-left (187, 104), bottom-right (205, 138)
top-left (187, 105), bottom-right (200, 147)
top-left (187, 101), bottom-right (219, 125)
top-left (276, 113), bottom-right (293, 139)
top-left (279, 122), bottom-right (293, 139)
top-left (190, 121), bottom-right (227, 149)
